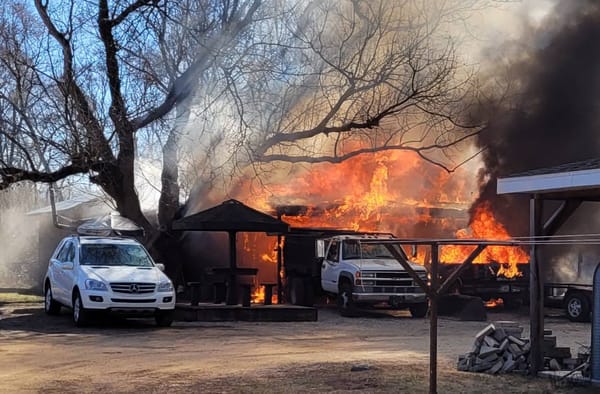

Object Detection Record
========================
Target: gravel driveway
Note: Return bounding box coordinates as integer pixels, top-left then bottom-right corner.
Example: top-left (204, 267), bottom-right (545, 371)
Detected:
top-left (0, 296), bottom-right (594, 393)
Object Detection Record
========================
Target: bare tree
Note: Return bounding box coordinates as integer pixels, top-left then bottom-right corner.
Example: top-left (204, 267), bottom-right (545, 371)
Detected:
top-left (192, 0), bottom-right (485, 179)
top-left (245, 0), bottom-right (483, 170)
top-left (0, 0), bottom-right (489, 275)
top-left (0, 0), bottom-right (261, 240)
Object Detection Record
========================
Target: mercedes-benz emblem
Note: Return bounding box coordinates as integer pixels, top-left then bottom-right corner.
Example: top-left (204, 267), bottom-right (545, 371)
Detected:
top-left (130, 284), bottom-right (139, 293)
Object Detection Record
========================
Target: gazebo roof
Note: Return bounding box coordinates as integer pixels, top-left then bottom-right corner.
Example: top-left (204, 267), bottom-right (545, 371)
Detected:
top-left (171, 199), bottom-right (289, 233)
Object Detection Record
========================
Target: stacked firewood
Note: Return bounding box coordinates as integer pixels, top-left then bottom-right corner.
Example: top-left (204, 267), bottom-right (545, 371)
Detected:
top-left (457, 322), bottom-right (530, 374)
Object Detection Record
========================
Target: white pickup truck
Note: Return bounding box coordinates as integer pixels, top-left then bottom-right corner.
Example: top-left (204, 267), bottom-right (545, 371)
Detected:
top-left (318, 234), bottom-right (429, 317)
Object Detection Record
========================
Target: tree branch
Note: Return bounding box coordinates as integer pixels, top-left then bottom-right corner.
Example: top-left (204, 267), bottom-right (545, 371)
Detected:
top-left (0, 164), bottom-right (88, 190)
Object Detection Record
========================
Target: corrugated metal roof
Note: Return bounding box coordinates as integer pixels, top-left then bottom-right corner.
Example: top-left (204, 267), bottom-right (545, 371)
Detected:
top-left (26, 195), bottom-right (106, 216)
top-left (497, 157), bottom-right (600, 197)
top-left (507, 158), bottom-right (600, 178)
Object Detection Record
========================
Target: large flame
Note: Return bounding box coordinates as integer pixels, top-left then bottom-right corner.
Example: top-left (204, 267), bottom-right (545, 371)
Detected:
top-left (244, 151), bottom-right (474, 235)
top-left (232, 151), bottom-right (527, 303)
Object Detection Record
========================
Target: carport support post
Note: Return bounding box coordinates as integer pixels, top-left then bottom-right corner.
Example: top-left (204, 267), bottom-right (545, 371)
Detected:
top-left (529, 196), bottom-right (544, 374)
top-left (429, 243), bottom-right (439, 394)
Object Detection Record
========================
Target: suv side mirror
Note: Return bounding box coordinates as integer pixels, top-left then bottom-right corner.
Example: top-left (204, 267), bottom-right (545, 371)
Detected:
top-left (62, 261), bottom-right (74, 270)
top-left (155, 263), bottom-right (165, 272)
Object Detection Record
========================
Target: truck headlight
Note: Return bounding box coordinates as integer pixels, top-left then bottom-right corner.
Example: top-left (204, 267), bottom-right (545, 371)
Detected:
top-left (359, 272), bottom-right (376, 278)
top-left (157, 280), bottom-right (174, 292)
top-left (85, 279), bottom-right (107, 291)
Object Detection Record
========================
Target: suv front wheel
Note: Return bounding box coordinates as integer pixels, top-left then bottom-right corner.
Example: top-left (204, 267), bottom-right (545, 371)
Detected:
top-left (72, 291), bottom-right (89, 327)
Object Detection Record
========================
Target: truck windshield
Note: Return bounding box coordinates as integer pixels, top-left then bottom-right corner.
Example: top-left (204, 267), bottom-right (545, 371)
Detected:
top-left (342, 241), bottom-right (395, 259)
top-left (80, 244), bottom-right (154, 267)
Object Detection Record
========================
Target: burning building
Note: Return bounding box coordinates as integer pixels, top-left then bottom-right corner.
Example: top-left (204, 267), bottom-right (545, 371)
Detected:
top-left (177, 1), bottom-right (600, 308)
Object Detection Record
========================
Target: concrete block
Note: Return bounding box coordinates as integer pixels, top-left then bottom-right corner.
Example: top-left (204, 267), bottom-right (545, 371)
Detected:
top-left (501, 357), bottom-right (516, 373)
top-left (484, 335), bottom-right (500, 347)
top-left (487, 359), bottom-right (504, 374)
top-left (479, 344), bottom-right (500, 358)
top-left (471, 361), bottom-right (493, 372)
top-left (493, 327), bottom-right (507, 342)
top-left (508, 335), bottom-right (526, 347)
top-left (508, 343), bottom-right (523, 357)
top-left (543, 336), bottom-right (557, 349)
top-left (481, 353), bottom-right (499, 363)
top-left (475, 324), bottom-right (496, 341)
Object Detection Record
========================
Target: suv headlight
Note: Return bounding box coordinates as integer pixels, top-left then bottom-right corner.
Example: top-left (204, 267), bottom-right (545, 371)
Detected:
top-left (85, 279), bottom-right (107, 291)
top-left (157, 280), bottom-right (174, 292)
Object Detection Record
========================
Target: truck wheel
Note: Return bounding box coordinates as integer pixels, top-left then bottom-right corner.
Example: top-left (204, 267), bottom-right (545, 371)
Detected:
top-left (337, 282), bottom-right (355, 317)
top-left (565, 292), bottom-right (591, 322)
top-left (409, 303), bottom-right (428, 318)
top-left (289, 277), bottom-right (305, 306)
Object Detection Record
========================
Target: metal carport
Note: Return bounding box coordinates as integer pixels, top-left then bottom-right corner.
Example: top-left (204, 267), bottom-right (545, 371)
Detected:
top-left (497, 157), bottom-right (600, 373)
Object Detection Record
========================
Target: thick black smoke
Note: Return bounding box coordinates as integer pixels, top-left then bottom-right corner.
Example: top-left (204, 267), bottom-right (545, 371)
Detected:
top-left (473, 1), bottom-right (600, 236)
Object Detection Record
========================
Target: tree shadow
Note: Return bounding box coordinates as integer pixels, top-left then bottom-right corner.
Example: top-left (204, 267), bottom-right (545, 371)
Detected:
top-left (0, 305), bottom-right (172, 335)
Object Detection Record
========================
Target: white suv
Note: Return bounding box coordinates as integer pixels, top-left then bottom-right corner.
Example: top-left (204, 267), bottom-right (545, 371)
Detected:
top-left (43, 235), bottom-right (176, 327)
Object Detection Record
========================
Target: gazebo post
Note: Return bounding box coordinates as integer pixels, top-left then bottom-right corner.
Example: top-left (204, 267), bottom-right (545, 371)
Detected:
top-left (277, 233), bottom-right (283, 304)
top-left (227, 231), bottom-right (238, 305)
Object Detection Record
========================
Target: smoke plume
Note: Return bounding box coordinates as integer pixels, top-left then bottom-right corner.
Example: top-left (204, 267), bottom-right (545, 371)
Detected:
top-left (473, 1), bottom-right (600, 236)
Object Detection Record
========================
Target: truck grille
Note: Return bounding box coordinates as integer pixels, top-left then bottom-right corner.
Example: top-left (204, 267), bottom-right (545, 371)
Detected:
top-left (110, 282), bottom-right (156, 294)
top-left (359, 271), bottom-right (426, 292)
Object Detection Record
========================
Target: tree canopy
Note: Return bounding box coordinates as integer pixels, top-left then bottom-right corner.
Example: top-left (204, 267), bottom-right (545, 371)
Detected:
top-left (0, 0), bottom-right (486, 244)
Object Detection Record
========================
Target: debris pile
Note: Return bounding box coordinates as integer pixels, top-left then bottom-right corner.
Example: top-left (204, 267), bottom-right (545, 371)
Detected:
top-left (457, 321), bottom-right (531, 374)
top-left (457, 321), bottom-right (581, 374)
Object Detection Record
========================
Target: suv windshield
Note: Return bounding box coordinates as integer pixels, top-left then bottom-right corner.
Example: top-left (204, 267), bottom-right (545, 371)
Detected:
top-left (80, 244), bottom-right (154, 267)
top-left (342, 241), bottom-right (395, 259)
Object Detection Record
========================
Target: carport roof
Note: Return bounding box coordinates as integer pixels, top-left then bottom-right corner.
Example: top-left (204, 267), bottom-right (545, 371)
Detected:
top-left (496, 158), bottom-right (600, 200)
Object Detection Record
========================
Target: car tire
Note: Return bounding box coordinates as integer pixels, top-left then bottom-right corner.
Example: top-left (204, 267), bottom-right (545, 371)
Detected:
top-left (44, 285), bottom-right (61, 315)
top-left (72, 291), bottom-right (88, 327)
top-left (565, 292), bottom-right (591, 322)
top-left (155, 311), bottom-right (174, 327)
top-left (409, 302), bottom-right (428, 318)
top-left (337, 282), bottom-right (355, 317)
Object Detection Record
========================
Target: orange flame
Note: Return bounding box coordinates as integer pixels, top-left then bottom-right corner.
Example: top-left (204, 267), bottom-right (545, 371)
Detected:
top-left (484, 298), bottom-right (504, 308)
top-left (249, 241), bottom-right (279, 304)
top-left (243, 151), bottom-right (474, 236)
top-left (439, 202), bottom-right (528, 278)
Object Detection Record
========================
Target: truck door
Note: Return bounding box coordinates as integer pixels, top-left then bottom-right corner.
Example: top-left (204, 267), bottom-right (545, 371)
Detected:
top-left (321, 240), bottom-right (340, 292)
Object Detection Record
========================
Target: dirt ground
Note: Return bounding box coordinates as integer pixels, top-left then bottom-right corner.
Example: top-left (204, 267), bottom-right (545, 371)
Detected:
top-left (0, 291), bottom-right (597, 393)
